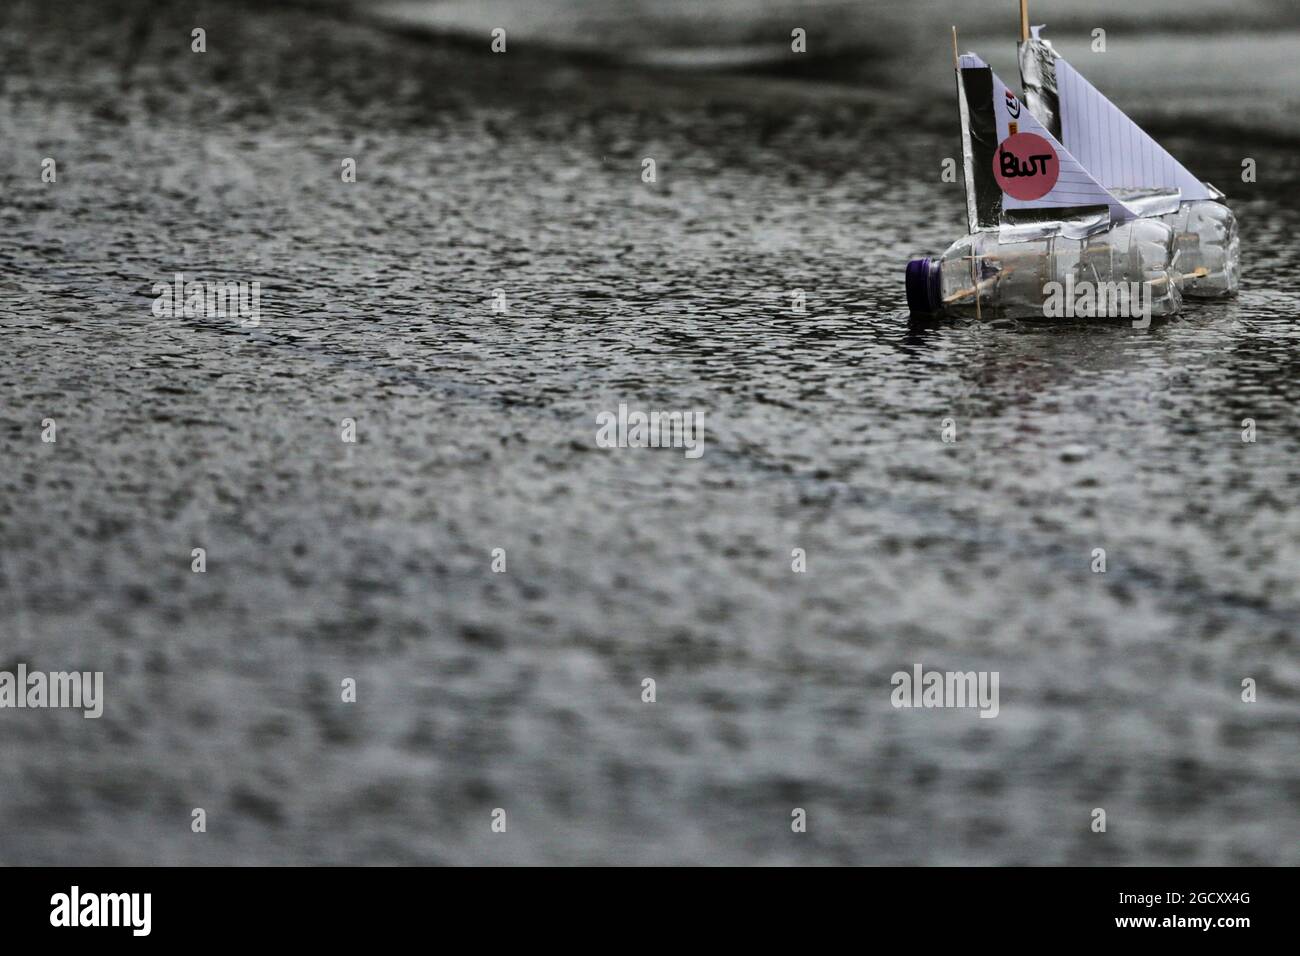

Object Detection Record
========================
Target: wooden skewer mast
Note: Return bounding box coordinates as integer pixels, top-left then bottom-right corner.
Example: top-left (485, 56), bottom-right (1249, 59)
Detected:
top-left (1020, 0), bottom-right (1030, 42)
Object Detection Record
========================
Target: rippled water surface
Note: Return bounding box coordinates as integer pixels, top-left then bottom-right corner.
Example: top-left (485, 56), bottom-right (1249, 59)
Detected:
top-left (0, 0), bottom-right (1297, 864)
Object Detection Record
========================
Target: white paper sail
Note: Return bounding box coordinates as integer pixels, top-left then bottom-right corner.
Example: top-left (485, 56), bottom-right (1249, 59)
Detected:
top-left (1018, 26), bottom-right (1219, 203)
top-left (956, 52), bottom-right (1135, 239)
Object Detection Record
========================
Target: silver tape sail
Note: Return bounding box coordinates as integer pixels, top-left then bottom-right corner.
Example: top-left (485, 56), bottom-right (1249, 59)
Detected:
top-left (1017, 28), bottom-right (1061, 142)
top-left (956, 62), bottom-right (1002, 233)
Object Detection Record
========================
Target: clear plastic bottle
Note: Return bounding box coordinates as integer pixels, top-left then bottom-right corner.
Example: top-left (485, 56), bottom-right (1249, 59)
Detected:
top-left (905, 219), bottom-right (1181, 320)
top-left (1157, 201), bottom-right (1239, 298)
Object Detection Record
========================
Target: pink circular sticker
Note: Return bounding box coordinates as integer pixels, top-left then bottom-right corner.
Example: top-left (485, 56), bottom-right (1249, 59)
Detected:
top-left (993, 132), bottom-right (1059, 201)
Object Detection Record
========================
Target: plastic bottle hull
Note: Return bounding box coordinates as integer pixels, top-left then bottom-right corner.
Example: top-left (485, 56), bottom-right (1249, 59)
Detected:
top-left (907, 219), bottom-right (1182, 321)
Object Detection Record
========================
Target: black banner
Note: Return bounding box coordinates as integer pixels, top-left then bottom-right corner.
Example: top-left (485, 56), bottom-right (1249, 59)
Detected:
top-left (0, 867), bottom-right (1281, 942)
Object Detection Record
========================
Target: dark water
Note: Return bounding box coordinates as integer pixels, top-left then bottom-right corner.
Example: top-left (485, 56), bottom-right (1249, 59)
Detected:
top-left (0, 0), bottom-right (1296, 864)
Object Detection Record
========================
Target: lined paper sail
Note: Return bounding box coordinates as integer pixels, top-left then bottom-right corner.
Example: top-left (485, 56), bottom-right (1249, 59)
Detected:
top-left (956, 52), bottom-right (1136, 240)
top-left (1018, 26), bottom-right (1222, 206)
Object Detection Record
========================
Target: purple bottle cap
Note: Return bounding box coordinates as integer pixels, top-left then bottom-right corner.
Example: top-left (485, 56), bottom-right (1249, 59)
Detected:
top-left (905, 257), bottom-right (941, 315)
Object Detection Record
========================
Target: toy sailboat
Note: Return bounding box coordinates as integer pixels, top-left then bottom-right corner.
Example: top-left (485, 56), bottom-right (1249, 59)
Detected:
top-left (905, 5), bottom-right (1239, 319)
